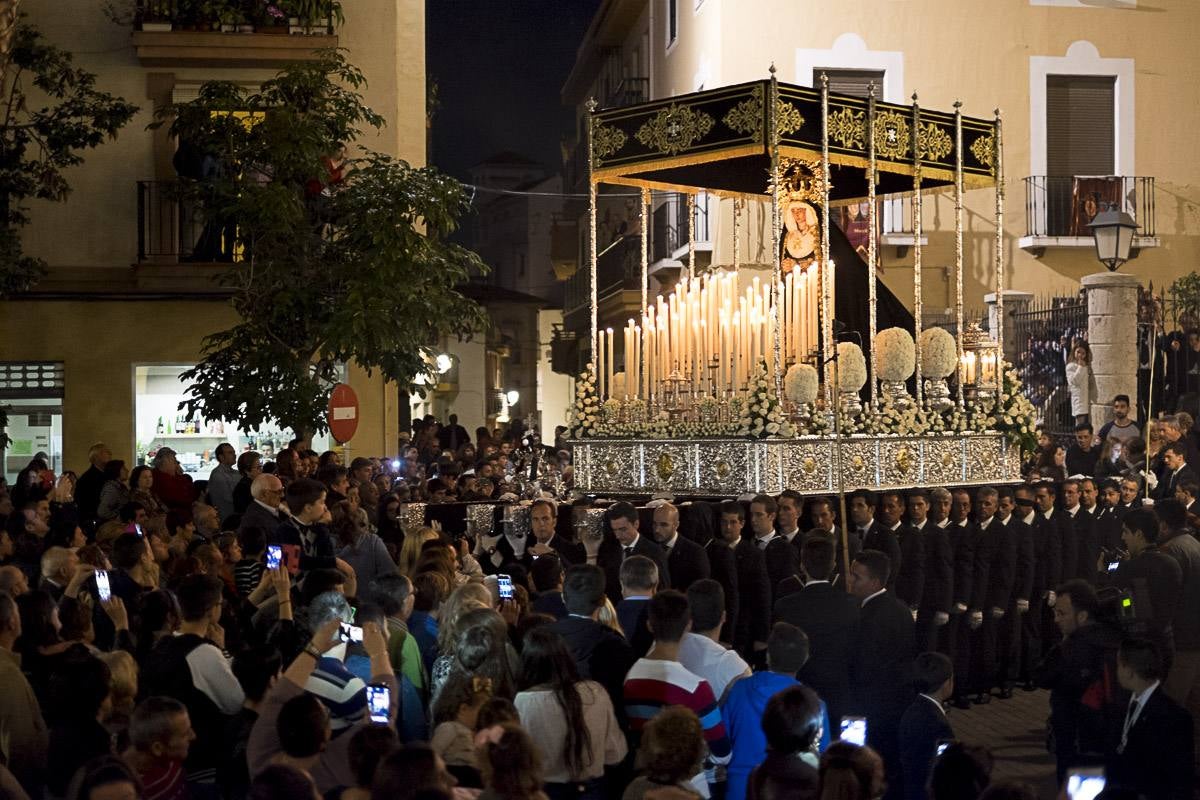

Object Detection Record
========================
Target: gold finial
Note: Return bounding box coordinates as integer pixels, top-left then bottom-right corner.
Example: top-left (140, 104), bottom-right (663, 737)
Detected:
top-left (586, 97), bottom-right (597, 112)
top-left (819, 71), bottom-right (829, 88)
top-left (911, 92), bottom-right (919, 104)
top-left (769, 63), bottom-right (776, 76)
top-left (953, 99), bottom-right (962, 111)
top-left (868, 82), bottom-right (877, 100)
top-left (994, 107), bottom-right (1002, 118)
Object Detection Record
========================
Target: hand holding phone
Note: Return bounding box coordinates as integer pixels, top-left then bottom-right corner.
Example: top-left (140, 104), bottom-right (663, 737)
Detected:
top-left (1066, 767), bottom-right (1106, 800)
top-left (497, 574), bottom-right (514, 601)
top-left (339, 622), bottom-right (364, 644)
top-left (96, 570), bottom-right (112, 602)
top-left (266, 545), bottom-right (282, 571)
top-left (366, 684), bottom-right (390, 725)
top-left (840, 716), bottom-right (867, 746)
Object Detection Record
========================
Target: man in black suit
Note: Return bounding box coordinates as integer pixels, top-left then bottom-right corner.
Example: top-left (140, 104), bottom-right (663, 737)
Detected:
top-left (968, 487), bottom-right (1015, 705)
top-left (748, 494), bottom-right (797, 608)
top-left (774, 533), bottom-right (859, 727)
top-left (941, 489), bottom-right (976, 709)
top-left (1108, 637), bottom-right (1194, 800)
top-left (848, 549), bottom-right (916, 798)
top-left (650, 501), bottom-right (710, 592)
top-left (604, 501), bottom-right (670, 596)
top-left (1061, 479), bottom-right (1091, 583)
top-left (548, 564), bottom-right (636, 728)
top-left (1107, 508), bottom-right (1182, 656)
top-left (879, 491), bottom-right (924, 614)
top-left (1157, 442), bottom-right (1199, 501)
top-left (528, 498), bottom-right (585, 566)
top-left (996, 487), bottom-right (1034, 699)
top-left (776, 490), bottom-right (806, 557)
top-left (1019, 484), bottom-right (1060, 688)
top-left (1065, 422), bottom-right (1103, 477)
top-left (714, 500), bottom-right (771, 660)
top-left (899, 652), bottom-right (955, 800)
top-left (852, 491), bottom-right (902, 593)
top-left (910, 489), bottom-right (953, 654)
top-left (1093, 480), bottom-right (1127, 555)
top-left (529, 553), bottom-right (568, 619)
top-left (617, 555), bottom-right (658, 658)
top-left (707, 502), bottom-right (742, 647)
top-left (805, 496), bottom-right (859, 584)
top-left (237, 473), bottom-right (285, 539)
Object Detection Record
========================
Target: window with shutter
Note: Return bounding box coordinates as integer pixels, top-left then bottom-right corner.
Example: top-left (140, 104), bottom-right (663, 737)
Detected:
top-left (1046, 74), bottom-right (1115, 176)
top-left (813, 68), bottom-right (885, 98)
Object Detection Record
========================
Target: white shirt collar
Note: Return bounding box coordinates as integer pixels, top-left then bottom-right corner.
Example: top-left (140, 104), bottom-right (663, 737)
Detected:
top-left (253, 499), bottom-right (280, 516)
top-left (979, 516), bottom-right (995, 529)
top-left (1022, 510), bottom-right (1037, 525)
top-left (663, 532), bottom-right (679, 551)
top-left (1131, 680), bottom-right (1161, 711)
top-left (911, 519), bottom-right (927, 531)
top-left (887, 520), bottom-right (902, 532)
top-left (920, 694), bottom-right (947, 716)
top-left (622, 534), bottom-right (640, 551)
top-left (804, 579), bottom-right (830, 588)
top-left (862, 587), bottom-right (887, 607)
top-left (754, 531), bottom-right (777, 545)
top-left (937, 519), bottom-right (950, 529)
top-left (1066, 505), bottom-right (1080, 517)
top-left (1041, 508), bottom-right (1054, 519)
top-left (782, 528), bottom-right (800, 542)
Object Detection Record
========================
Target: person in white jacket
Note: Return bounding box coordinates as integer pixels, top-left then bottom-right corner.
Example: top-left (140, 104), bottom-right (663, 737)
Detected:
top-left (1065, 342), bottom-right (1095, 426)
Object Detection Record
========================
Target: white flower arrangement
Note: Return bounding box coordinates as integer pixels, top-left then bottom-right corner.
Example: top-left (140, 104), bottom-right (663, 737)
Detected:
top-left (784, 363), bottom-right (819, 405)
top-left (991, 363), bottom-right (1038, 452)
top-left (863, 393), bottom-right (926, 436)
top-left (836, 342), bottom-right (868, 391)
top-left (919, 327), bottom-right (957, 378)
top-left (793, 403), bottom-right (832, 436)
top-left (568, 363), bottom-right (601, 438)
top-left (875, 327), bottom-right (916, 382)
top-left (737, 360), bottom-right (788, 439)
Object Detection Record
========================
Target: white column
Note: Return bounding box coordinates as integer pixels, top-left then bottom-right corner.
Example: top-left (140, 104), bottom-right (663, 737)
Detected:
top-left (1082, 272), bottom-right (1140, 428)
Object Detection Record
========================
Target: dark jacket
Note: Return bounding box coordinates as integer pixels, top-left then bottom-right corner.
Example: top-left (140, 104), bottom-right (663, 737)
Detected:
top-left (1110, 547), bottom-right (1183, 643)
top-left (1158, 464), bottom-right (1200, 500)
top-left (1107, 686), bottom-right (1195, 800)
top-left (707, 539), bottom-right (740, 644)
top-left (862, 523), bottom-right (903, 593)
top-left (731, 537), bottom-right (772, 652)
top-left (774, 580), bottom-right (859, 725)
top-left (1066, 443), bottom-right (1103, 477)
top-left (605, 535), bottom-right (670, 601)
top-left (74, 464), bottom-right (106, 525)
top-left (1008, 516), bottom-right (1036, 606)
top-left (547, 614), bottom-right (635, 727)
top-left (899, 696), bottom-right (954, 800)
top-left (754, 535), bottom-right (797, 608)
top-left (916, 521), bottom-right (954, 617)
top-left (1159, 529), bottom-right (1200, 651)
top-left (238, 500), bottom-right (282, 538)
top-left (747, 752), bottom-right (819, 800)
top-left (945, 520), bottom-right (976, 610)
top-left (616, 597), bottom-right (653, 658)
top-left (270, 516), bottom-right (337, 577)
top-left (894, 523), bottom-right (926, 611)
top-left (530, 591), bottom-right (568, 620)
top-left (851, 590), bottom-right (916, 720)
top-left (1031, 510), bottom-right (1064, 597)
top-left (664, 533), bottom-right (711, 591)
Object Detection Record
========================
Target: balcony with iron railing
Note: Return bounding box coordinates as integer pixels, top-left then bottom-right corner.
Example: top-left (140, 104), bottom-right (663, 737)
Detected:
top-left (1019, 175), bottom-right (1158, 255)
top-left (130, 0), bottom-right (340, 68)
top-left (563, 234), bottom-right (643, 326)
top-left (651, 192), bottom-right (711, 265)
top-left (137, 180), bottom-right (244, 264)
top-left (604, 77), bottom-right (649, 108)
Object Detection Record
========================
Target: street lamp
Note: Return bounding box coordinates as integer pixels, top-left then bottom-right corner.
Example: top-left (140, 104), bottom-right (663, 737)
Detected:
top-left (1087, 205), bottom-right (1139, 272)
top-left (435, 354), bottom-right (453, 374)
top-left (505, 389), bottom-right (520, 406)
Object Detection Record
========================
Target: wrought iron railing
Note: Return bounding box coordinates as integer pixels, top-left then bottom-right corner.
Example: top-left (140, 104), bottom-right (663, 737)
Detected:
top-left (1010, 294), bottom-right (1088, 437)
top-left (652, 192), bottom-right (711, 262)
top-left (135, 0), bottom-right (340, 32)
top-left (606, 77), bottom-right (649, 108)
top-left (1023, 175), bottom-right (1155, 238)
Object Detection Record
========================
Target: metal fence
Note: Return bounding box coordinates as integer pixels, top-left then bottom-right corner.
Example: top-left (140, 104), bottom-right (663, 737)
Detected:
top-left (1022, 175), bottom-right (1156, 238)
top-left (1010, 293), bottom-right (1088, 438)
top-left (652, 192), bottom-right (711, 262)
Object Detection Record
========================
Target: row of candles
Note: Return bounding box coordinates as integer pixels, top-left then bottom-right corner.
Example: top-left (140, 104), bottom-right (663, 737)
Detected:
top-left (593, 266), bottom-right (827, 401)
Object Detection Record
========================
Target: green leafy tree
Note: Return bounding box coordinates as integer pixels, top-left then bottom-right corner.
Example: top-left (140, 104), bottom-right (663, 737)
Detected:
top-left (0, 20), bottom-right (138, 294)
top-left (161, 52), bottom-right (487, 436)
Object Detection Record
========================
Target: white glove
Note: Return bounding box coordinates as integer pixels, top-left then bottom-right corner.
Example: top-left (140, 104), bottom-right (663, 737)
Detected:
top-left (990, 606), bottom-right (1006, 619)
top-left (1016, 599), bottom-right (1030, 613)
top-left (1142, 470), bottom-right (1159, 491)
top-left (952, 602), bottom-right (968, 614)
top-left (1046, 590), bottom-right (1057, 607)
top-left (911, 608), bottom-right (919, 621)
top-left (969, 610), bottom-right (984, 629)
top-left (934, 611), bottom-right (950, 626)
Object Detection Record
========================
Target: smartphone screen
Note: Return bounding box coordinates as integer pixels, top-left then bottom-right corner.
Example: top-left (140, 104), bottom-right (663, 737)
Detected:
top-left (339, 622), bottom-right (363, 644)
top-left (134, 524), bottom-right (143, 537)
top-left (1066, 768), bottom-right (1106, 800)
top-left (366, 684), bottom-right (390, 724)
top-left (497, 574), bottom-right (514, 601)
top-left (96, 570), bottom-right (111, 602)
top-left (935, 739), bottom-right (953, 757)
top-left (840, 716), bottom-right (867, 746)
top-left (266, 545), bottom-right (282, 571)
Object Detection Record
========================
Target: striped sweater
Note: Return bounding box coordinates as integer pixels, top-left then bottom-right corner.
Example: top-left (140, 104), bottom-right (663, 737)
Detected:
top-left (305, 655), bottom-right (367, 734)
top-left (623, 657), bottom-right (731, 759)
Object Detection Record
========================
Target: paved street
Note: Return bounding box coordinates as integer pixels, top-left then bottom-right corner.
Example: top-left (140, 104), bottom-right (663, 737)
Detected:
top-left (946, 688), bottom-right (1059, 797)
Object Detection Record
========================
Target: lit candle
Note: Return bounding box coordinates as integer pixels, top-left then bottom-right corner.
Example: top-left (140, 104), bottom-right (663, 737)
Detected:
top-left (596, 330), bottom-right (605, 399)
top-left (605, 328), bottom-right (614, 399)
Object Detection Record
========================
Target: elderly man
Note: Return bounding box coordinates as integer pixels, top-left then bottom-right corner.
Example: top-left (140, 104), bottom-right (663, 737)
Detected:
top-left (152, 447), bottom-right (196, 519)
top-left (38, 546), bottom-right (79, 603)
top-left (232, 451), bottom-right (262, 514)
top-left (238, 474), bottom-right (285, 538)
top-left (207, 443), bottom-right (240, 522)
top-left (651, 502), bottom-right (710, 592)
top-left (0, 565), bottom-right (29, 597)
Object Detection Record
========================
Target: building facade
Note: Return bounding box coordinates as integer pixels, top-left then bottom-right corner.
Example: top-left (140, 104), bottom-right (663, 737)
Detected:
top-left (559, 0), bottom-right (1196, 366)
top-left (0, 1), bottom-right (425, 479)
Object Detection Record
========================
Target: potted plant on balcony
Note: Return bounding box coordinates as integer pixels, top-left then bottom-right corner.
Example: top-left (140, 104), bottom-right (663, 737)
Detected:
top-left (257, 0), bottom-right (289, 32)
top-left (139, 0), bottom-right (175, 31)
top-left (289, 0), bottom-right (340, 34)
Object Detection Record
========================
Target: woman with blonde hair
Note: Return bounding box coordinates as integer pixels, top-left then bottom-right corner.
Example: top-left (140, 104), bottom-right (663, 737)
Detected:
top-left (597, 596), bottom-right (624, 638)
top-left (431, 584), bottom-right (496, 695)
top-left (99, 650), bottom-right (138, 741)
top-left (399, 527), bottom-right (440, 577)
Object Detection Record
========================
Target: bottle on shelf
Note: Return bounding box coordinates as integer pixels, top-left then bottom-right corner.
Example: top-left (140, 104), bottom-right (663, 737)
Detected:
top-left (166, 416), bottom-right (173, 434)
top-left (156, 416), bottom-right (164, 434)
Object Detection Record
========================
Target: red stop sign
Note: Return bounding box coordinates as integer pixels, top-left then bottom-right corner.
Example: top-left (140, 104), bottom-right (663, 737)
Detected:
top-left (327, 383), bottom-right (359, 444)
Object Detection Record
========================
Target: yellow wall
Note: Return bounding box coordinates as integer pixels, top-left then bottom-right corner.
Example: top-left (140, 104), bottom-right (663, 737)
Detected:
top-left (1, 1), bottom-right (427, 468)
top-left (651, 0), bottom-right (1199, 304)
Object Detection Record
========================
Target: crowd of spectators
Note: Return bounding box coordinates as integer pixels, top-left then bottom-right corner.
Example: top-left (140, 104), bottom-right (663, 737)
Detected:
top-left (1, 411), bottom-right (1198, 800)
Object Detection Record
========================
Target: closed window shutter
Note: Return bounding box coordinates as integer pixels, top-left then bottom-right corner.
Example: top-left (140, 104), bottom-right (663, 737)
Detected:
top-left (815, 69), bottom-right (885, 98)
top-left (1046, 75), bottom-right (1115, 176)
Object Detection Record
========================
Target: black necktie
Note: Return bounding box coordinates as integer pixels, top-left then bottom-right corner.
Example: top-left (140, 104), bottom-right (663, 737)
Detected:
top-left (1120, 696), bottom-right (1140, 753)
top-left (623, 546), bottom-right (634, 557)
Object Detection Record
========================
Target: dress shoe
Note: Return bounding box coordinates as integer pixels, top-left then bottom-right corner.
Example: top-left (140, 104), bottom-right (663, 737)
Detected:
top-left (998, 687), bottom-right (1014, 700)
top-left (1022, 681), bottom-right (1037, 692)
top-left (951, 696), bottom-right (972, 710)
top-left (972, 693), bottom-right (992, 705)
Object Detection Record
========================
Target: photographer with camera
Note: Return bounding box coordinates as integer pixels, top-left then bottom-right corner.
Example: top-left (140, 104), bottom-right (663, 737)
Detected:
top-left (1102, 508), bottom-right (1182, 657)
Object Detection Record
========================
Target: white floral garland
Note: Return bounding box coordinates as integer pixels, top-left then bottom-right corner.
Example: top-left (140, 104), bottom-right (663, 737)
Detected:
top-left (737, 360), bottom-right (791, 439)
top-left (875, 327), bottom-right (916, 382)
top-left (919, 327), bottom-right (957, 378)
top-left (836, 342), bottom-right (868, 391)
top-left (784, 363), bottom-right (819, 405)
top-left (568, 363), bottom-right (601, 438)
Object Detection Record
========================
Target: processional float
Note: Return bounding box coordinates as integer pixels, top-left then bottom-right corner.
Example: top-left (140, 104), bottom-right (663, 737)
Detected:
top-left (569, 69), bottom-right (1033, 500)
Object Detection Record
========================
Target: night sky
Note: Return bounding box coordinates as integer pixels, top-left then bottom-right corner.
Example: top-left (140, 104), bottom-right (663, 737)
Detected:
top-left (426, 0), bottom-right (601, 182)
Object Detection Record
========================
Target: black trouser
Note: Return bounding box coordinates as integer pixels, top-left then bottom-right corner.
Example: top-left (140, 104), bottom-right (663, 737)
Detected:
top-left (943, 612), bottom-right (972, 697)
top-left (916, 610), bottom-right (942, 654)
top-left (970, 613), bottom-right (1003, 694)
top-left (997, 602), bottom-right (1025, 687)
top-left (1019, 600), bottom-right (1047, 683)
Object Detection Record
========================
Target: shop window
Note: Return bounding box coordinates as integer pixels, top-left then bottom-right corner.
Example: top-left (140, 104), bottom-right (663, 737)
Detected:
top-left (134, 364), bottom-right (331, 474)
top-left (0, 362), bottom-right (65, 484)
